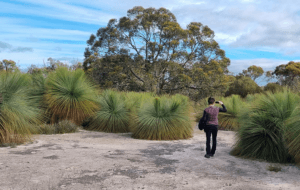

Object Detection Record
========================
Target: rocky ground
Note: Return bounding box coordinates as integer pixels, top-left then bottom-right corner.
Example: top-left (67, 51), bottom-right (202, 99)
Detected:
top-left (0, 127), bottom-right (300, 190)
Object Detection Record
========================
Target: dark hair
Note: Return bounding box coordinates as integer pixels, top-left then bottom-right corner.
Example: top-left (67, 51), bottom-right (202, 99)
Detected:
top-left (208, 97), bottom-right (215, 105)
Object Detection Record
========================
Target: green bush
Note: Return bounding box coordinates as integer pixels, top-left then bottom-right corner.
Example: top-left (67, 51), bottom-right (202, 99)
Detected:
top-left (218, 95), bottom-right (246, 131)
top-left (264, 83), bottom-right (284, 93)
top-left (231, 90), bottom-right (300, 163)
top-left (285, 109), bottom-right (300, 164)
top-left (45, 67), bottom-right (98, 125)
top-left (122, 91), bottom-right (155, 114)
top-left (39, 120), bottom-right (79, 134)
top-left (225, 76), bottom-right (262, 98)
top-left (245, 93), bottom-right (263, 103)
top-left (87, 90), bottom-right (131, 133)
top-left (132, 96), bottom-right (192, 140)
top-left (0, 72), bottom-right (43, 144)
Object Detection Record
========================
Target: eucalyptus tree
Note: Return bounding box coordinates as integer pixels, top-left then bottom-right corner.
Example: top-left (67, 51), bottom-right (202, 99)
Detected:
top-left (84, 6), bottom-right (230, 98)
top-left (0, 59), bottom-right (19, 72)
top-left (273, 61), bottom-right (300, 89)
top-left (240, 65), bottom-right (264, 82)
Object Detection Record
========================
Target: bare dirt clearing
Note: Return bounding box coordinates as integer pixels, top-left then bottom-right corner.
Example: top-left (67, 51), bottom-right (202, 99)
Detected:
top-left (1, 128), bottom-right (299, 190)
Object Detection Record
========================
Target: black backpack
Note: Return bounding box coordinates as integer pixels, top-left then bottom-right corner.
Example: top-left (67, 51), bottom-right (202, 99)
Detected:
top-left (198, 116), bottom-right (207, 130)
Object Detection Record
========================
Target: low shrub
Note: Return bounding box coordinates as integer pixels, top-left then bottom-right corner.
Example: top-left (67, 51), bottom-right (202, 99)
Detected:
top-left (231, 90), bottom-right (300, 163)
top-left (0, 72), bottom-right (43, 144)
top-left (267, 164), bottom-right (282, 172)
top-left (87, 90), bottom-right (131, 133)
top-left (218, 95), bottom-right (246, 131)
top-left (123, 91), bottom-right (155, 114)
top-left (285, 108), bottom-right (300, 164)
top-left (39, 120), bottom-right (79, 134)
top-left (132, 96), bottom-right (192, 140)
top-left (264, 83), bottom-right (284, 93)
top-left (45, 67), bottom-right (98, 125)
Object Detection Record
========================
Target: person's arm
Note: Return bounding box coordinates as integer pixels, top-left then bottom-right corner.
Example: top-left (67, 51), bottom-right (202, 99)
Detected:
top-left (218, 101), bottom-right (227, 112)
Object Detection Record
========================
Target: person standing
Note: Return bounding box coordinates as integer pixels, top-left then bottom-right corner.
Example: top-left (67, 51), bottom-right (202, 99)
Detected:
top-left (202, 97), bottom-right (227, 158)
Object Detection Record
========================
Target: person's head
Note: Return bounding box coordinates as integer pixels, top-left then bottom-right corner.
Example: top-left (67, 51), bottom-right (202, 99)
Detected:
top-left (208, 97), bottom-right (215, 105)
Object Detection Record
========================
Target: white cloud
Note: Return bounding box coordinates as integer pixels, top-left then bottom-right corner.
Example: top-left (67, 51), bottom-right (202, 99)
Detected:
top-left (2, 0), bottom-right (300, 72)
top-left (229, 58), bottom-right (300, 74)
top-left (0, 0), bottom-right (115, 25)
top-left (4, 0), bottom-right (300, 56)
top-left (171, 0), bottom-right (300, 55)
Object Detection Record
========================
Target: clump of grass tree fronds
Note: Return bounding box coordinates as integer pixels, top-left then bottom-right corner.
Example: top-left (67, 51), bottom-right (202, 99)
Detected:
top-left (122, 91), bottom-right (155, 114)
top-left (39, 120), bottom-right (79, 134)
top-left (0, 72), bottom-right (43, 144)
top-left (87, 90), bottom-right (131, 133)
top-left (244, 93), bottom-right (262, 104)
top-left (132, 96), bottom-right (192, 140)
top-left (218, 95), bottom-right (246, 131)
top-left (45, 67), bottom-right (98, 125)
top-left (231, 90), bottom-right (299, 163)
top-left (285, 108), bottom-right (300, 164)
top-left (27, 73), bottom-right (49, 122)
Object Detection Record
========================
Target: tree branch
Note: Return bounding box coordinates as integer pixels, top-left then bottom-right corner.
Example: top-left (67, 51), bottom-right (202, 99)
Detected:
top-left (129, 68), bottom-right (144, 84)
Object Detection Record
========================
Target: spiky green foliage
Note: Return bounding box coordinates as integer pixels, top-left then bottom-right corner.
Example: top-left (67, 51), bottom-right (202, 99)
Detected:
top-left (231, 90), bottom-right (300, 163)
top-left (0, 72), bottom-right (43, 144)
top-left (88, 90), bottom-right (131, 133)
top-left (122, 91), bottom-right (155, 114)
top-left (285, 109), bottom-right (300, 164)
top-left (218, 95), bottom-right (246, 131)
top-left (27, 73), bottom-right (49, 122)
top-left (30, 73), bottom-right (46, 105)
top-left (45, 67), bottom-right (98, 125)
top-left (39, 120), bottom-right (79, 134)
top-left (132, 96), bottom-right (192, 140)
top-left (244, 93), bottom-right (262, 103)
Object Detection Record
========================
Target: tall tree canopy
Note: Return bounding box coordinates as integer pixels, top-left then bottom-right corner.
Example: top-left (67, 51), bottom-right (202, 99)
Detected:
top-left (0, 59), bottom-right (19, 72)
top-left (240, 65), bottom-right (264, 81)
top-left (84, 6), bottom-right (230, 98)
top-left (273, 61), bottom-right (300, 88)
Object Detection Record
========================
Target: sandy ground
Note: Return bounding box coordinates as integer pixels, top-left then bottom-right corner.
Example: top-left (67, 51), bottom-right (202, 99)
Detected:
top-left (0, 127), bottom-right (300, 190)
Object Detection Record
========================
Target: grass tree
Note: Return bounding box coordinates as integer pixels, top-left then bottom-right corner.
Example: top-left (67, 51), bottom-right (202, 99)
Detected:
top-left (122, 91), bottom-right (155, 114)
top-left (0, 72), bottom-right (43, 144)
top-left (45, 67), bottom-right (98, 125)
top-left (87, 90), bottom-right (131, 133)
top-left (231, 90), bottom-right (300, 163)
top-left (218, 95), bottom-right (246, 131)
top-left (285, 109), bottom-right (300, 164)
top-left (132, 96), bottom-right (192, 140)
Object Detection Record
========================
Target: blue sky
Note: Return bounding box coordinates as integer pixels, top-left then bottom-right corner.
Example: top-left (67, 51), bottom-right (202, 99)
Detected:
top-left (1, 0), bottom-right (300, 86)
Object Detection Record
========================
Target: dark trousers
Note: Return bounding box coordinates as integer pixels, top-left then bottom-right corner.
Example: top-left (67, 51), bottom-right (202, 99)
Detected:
top-left (204, 125), bottom-right (218, 155)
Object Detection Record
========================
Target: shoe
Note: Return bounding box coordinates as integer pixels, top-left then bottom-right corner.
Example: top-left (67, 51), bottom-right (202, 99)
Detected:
top-left (204, 154), bottom-right (210, 158)
top-left (208, 154), bottom-right (214, 157)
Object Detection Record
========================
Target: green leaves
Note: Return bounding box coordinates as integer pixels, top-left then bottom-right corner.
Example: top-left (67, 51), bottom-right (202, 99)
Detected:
top-left (45, 67), bottom-right (98, 125)
top-left (88, 90), bottom-right (130, 133)
top-left (218, 95), bottom-right (245, 131)
top-left (0, 72), bottom-right (43, 144)
top-left (131, 95), bottom-right (192, 140)
top-left (0, 59), bottom-right (19, 72)
top-left (225, 76), bottom-right (262, 98)
top-left (84, 6), bottom-right (230, 96)
top-left (231, 90), bottom-right (300, 163)
top-left (273, 61), bottom-right (300, 89)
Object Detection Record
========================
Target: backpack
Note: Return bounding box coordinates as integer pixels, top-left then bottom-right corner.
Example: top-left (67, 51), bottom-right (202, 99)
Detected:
top-left (198, 116), bottom-right (207, 130)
